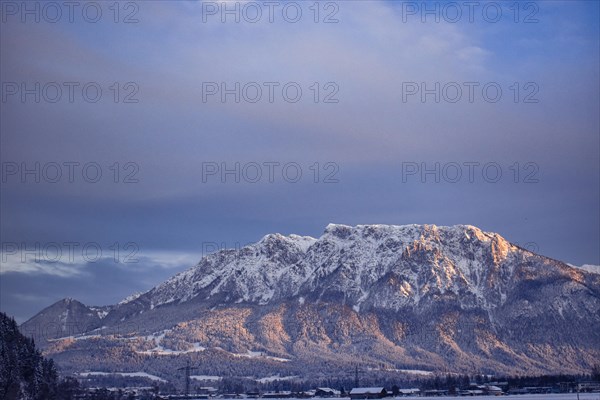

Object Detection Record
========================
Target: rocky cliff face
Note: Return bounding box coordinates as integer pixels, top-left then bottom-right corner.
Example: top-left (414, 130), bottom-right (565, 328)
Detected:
top-left (20, 224), bottom-right (600, 380)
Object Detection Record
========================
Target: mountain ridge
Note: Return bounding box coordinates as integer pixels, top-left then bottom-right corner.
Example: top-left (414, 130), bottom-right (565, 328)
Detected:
top-left (19, 223), bottom-right (600, 380)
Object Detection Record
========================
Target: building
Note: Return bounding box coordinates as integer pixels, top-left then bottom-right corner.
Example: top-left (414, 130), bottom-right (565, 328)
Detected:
top-left (315, 388), bottom-right (341, 397)
top-left (422, 389), bottom-right (448, 396)
top-left (461, 383), bottom-right (502, 396)
top-left (349, 387), bottom-right (387, 399)
top-left (397, 388), bottom-right (420, 397)
top-left (263, 391), bottom-right (292, 398)
top-left (197, 387), bottom-right (219, 396)
top-left (485, 385), bottom-right (503, 395)
top-left (578, 382), bottom-right (600, 392)
top-left (522, 386), bottom-right (553, 394)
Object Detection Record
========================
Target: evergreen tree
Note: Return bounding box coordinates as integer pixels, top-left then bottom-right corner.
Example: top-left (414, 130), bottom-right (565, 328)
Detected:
top-left (592, 364), bottom-right (600, 381)
top-left (0, 312), bottom-right (59, 400)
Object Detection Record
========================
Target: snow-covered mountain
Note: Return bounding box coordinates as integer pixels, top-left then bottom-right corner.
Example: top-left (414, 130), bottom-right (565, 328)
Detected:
top-left (141, 224), bottom-right (521, 311)
top-left (20, 224), bottom-right (600, 381)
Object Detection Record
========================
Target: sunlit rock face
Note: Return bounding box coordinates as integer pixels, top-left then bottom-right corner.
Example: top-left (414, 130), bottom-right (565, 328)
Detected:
top-left (22, 224), bottom-right (600, 381)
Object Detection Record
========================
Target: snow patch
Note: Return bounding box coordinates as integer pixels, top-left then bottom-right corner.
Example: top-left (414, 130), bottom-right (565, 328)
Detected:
top-left (119, 292), bottom-right (144, 305)
top-left (76, 371), bottom-right (166, 382)
top-left (231, 350), bottom-right (291, 362)
top-left (256, 375), bottom-right (299, 383)
top-left (191, 375), bottom-right (222, 381)
top-left (137, 342), bottom-right (205, 356)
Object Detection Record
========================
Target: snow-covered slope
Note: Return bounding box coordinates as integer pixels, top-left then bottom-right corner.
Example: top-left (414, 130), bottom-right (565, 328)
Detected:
top-left (148, 232), bottom-right (318, 307)
top-left (131, 224), bottom-right (533, 316)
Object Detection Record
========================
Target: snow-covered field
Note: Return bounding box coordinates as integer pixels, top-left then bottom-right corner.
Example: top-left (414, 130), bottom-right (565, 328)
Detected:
top-left (231, 350), bottom-right (291, 362)
top-left (404, 395), bottom-right (600, 400)
top-left (135, 341), bottom-right (206, 355)
top-left (190, 375), bottom-right (222, 381)
top-left (75, 371), bottom-right (166, 382)
top-left (222, 394), bottom-right (600, 400)
top-left (255, 375), bottom-right (299, 383)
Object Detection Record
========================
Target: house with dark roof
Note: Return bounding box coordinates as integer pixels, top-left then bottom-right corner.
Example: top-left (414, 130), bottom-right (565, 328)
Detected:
top-left (349, 388), bottom-right (387, 399)
top-left (315, 388), bottom-right (341, 397)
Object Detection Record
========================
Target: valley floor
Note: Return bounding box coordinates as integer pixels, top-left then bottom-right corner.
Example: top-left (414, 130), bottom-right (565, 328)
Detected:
top-left (395, 395), bottom-right (600, 400)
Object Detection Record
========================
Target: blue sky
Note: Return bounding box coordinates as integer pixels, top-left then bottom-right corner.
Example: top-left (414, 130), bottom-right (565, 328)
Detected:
top-left (1, 0), bottom-right (598, 322)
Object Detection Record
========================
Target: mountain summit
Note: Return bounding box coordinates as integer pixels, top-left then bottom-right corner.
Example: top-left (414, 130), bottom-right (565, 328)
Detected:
top-left (21, 224), bottom-right (600, 381)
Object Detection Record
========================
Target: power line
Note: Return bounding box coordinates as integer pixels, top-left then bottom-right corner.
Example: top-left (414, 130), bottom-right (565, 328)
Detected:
top-left (177, 360), bottom-right (198, 399)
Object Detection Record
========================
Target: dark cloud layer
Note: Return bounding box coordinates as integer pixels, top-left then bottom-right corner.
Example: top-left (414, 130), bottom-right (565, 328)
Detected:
top-left (1, 1), bottom-right (598, 322)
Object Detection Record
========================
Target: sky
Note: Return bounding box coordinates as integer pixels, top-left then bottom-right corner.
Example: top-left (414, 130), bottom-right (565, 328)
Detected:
top-left (1, 0), bottom-right (599, 323)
